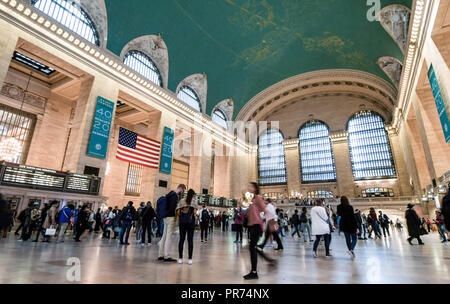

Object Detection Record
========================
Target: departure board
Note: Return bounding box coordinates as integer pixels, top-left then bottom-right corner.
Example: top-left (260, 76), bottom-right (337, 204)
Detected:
top-left (0, 163), bottom-right (100, 195)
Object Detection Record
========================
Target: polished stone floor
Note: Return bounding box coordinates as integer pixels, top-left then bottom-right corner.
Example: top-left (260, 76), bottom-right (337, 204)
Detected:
top-left (0, 227), bottom-right (449, 284)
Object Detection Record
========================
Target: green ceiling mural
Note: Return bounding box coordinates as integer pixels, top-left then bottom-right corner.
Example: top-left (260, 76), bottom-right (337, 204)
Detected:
top-left (105, 0), bottom-right (412, 118)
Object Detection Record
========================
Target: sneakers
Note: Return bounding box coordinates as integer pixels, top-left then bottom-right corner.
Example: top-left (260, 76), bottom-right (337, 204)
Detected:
top-left (178, 259), bottom-right (183, 264)
top-left (188, 259), bottom-right (193, 265)
top-left (313, 251), bottom-right (318, 258)
top-left (243, 272), bottom-right (259, 280)
top-left (347, 250), bottom-right (355, 259)
top-left (157, 257), bottom-right (164, 261)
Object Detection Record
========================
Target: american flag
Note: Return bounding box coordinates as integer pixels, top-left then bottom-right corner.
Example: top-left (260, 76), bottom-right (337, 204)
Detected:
top-left (116, 127), bottom-right (161, 169)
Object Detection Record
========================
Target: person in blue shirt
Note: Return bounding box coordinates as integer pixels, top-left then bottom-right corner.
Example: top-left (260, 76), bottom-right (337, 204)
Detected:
top-left (57, 204), bottom-right (74, 243)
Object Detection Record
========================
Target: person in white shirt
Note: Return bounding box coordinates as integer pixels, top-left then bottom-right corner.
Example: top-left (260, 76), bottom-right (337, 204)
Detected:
top-left (311, 199), bottom-right (332, 258)
top-left (257, 199), bottom-right (283, 251)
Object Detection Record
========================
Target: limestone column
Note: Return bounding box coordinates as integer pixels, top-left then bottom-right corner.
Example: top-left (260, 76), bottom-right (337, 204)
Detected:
top-left (189, 129), bottom-right (212, 194)
top-left (212, 141), bottom-right (232, 198)
top-left (0, 21), bottom-right (18, 87)
top-left (282, 139), bottom-right (300, 197)
top-left (150, 111), bottom-right (178, 203)
top-left (411, 96), bottom-right (437, 183)
top-left (330, 131), bottom-right (355, 198)
top-left (62, 75), bottom-right (119, 184)
top-left (386, 126), bottom-right (413, 196)
top-left (230, 143), bottom-right (257, 200)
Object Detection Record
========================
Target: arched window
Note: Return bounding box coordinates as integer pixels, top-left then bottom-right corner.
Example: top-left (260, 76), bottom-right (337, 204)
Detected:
top-left (258, 130), bottom-right (287, 185)
top-left (212, 109), bottom-right (228, 129)
top-left (299, 121), bottom-right (336, 183)
top-left (347, 111), bottom-right (396, 180)
top-left (177, 86), bottom-right (201, 112)
top-left (32, 0), bottom-right (100, 46)
top-left (123, 50), bottom-right (162, 86)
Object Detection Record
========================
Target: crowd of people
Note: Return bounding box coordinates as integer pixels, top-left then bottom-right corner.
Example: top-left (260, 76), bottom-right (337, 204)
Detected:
top-left (0, 183), bottom-right (449, 281)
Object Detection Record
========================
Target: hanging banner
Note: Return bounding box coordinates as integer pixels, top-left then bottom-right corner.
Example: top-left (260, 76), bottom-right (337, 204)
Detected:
top-left (87, 96), bottom-right (115, 159)
top-left (427, 64), bottom-right (450, 144)
top-left (159, 126), bottom-right (174, 174)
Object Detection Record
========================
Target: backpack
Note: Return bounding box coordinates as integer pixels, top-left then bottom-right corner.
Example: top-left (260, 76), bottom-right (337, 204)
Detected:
top-left (201, 209), bottom-right (210, 222)
top-left (123, 208), bottom-right (133, 221)
top-left (156, 196), bottom-right (168, 219)
top-left (300, 213), bottom-right (308, 223)
top-left (179, 207), bottom-right (195, 226)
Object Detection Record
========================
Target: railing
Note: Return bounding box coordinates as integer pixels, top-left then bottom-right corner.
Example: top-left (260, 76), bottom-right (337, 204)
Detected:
top-left (0, 162), bottom-right (101, 196)
top-left (272, 196), bottom-right (418, 207)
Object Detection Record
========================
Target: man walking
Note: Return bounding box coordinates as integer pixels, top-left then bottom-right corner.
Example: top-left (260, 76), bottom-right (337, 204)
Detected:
top-left (57, 204), bottom-right (74, 243)
top-left (118, 201), bottom-right (137, 245)
top-left (199, 205), bottom-right (210, 243)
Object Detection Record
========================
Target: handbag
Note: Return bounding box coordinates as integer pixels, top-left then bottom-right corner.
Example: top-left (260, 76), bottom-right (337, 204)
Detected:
top-left (268, 219), bottom-right (279, 233)
top-left (419, 226), bottom-right (428, 235)
top-left (45, 225), bottom-right (56, 236)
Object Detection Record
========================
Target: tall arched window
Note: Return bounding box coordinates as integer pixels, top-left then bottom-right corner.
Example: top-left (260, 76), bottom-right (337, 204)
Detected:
top-left (177, 86), bottom-right (201, 112)
top-left (32, 0), bottom-right (100, 46)
top-left (258, 130), bottom-right (287, 185)
top-left (347, 111), bottom-right (396, 180)
top-left (212, 109), bottom-right (228, 129)
top-left (299, 121), bottom-right (336, 183)
top-left (123, 50), bottom-right (162, 86)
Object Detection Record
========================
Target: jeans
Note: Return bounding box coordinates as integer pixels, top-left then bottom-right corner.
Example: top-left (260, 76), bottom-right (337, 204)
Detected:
top-left (301, 222), bottom-right (312, 240)
top-left (313, 234), bottom-right (331, 256)
top-left (259, 229), bottom-right (283, 249)
top-left (159, 217), bottom-right (175, 258)
top-left (141, 222), bottom-right (152, 244)
top-left (381, 225), bottom-right (390, 237)
top-left (200, 222), bottom-right (209, 241)
top-left (371, 222), bottom-right (382, 237)
top-left (438, 224), bottom-right (448, 242)
top-left (358, 224), bottom-right (367, 239)
top-left (57, 222), bottom-right (69, 242)
top-left (344, 232), bottom-right (358, 251)
top-left (248, 225), bottom-right (272, 272)
top-left (179, 223), bottom-right (195, 259)
top-left (235, 224), bottom-right (243, 242)
top-left (291, 224), bottom-right (301, 238)
top-left (119, 221), bottom-right (132, 244)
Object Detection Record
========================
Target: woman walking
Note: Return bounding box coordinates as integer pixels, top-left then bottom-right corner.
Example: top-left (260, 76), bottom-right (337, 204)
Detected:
top-left (177, 189), bottom-right (199, 265)
top-left (368, 208), bottom-right (382, 239)
top-left (244, 182), bottom-right (275, 280)
top-left (337, 196), bottom-right (359, 259)
top-left (311, 199), bottom-right (333, 258)
top-left (405, 203), bottom-right (425, 245)
top-left (234, 206), bottom-right (244, 243)
top-left (258, 199), bottom-right (283, 251)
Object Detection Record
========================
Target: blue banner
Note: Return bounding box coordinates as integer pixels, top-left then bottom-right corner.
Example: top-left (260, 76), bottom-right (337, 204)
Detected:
top-left (87, 96), bottom-right (115, 159)
top-left (159, 127), bottom-right (174, 174)
top-left (427, 64), bottom-right (450, 144)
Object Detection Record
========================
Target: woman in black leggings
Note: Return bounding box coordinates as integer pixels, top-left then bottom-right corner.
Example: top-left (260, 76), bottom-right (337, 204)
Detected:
top-left (177, 189), bottom-right (198, 265)
top-left (244, 182), bottom-right (275, 280)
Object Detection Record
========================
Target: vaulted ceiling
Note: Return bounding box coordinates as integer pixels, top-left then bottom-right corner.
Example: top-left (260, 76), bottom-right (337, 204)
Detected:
top-left (105, 0), bottom-right (412, 117)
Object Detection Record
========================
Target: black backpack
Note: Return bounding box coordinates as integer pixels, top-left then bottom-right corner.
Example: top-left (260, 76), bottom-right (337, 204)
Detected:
top-left (179, 207), bottom-right (195, 226)
top-left (201, 209), bottom-right (210, 222)
top-left (300, 213), bottom-right (308, 223)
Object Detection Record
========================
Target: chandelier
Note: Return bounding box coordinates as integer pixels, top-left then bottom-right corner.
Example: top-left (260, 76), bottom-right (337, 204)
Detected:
top-left (0, 137), bottom-right (23, 162)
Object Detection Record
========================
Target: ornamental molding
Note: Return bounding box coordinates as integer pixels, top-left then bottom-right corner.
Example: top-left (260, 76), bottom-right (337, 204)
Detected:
top-left (329, 131), bottom-right (348, 143)
top-left (379, 4), bottom-right (411, 54)
top-left (236, 69), bottom-right (398, 123)
top-left (0, 82), bottom-right (47, 110)
top-left (377, 56), bottom-right (403, 88)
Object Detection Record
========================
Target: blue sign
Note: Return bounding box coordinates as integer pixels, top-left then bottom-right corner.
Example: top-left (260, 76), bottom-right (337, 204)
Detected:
top-left (87, 96), bottom-right (115, 159)
top-left (159, 127), bottom-right (174, 175)
top-left (427, 64), bottom-right (450, 144)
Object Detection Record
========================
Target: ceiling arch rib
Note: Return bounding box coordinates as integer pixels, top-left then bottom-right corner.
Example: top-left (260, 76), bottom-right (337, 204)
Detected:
top-left (176, 73), bottom-right (207, 114)
top-left (236, 69), bottom-right (398, 124)
top-left (120, 35), bottom-right (169, 89)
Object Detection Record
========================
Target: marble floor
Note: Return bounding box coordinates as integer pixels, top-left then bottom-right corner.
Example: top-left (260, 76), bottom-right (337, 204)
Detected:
top-left (0, 227), bottom-right (449, 284)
